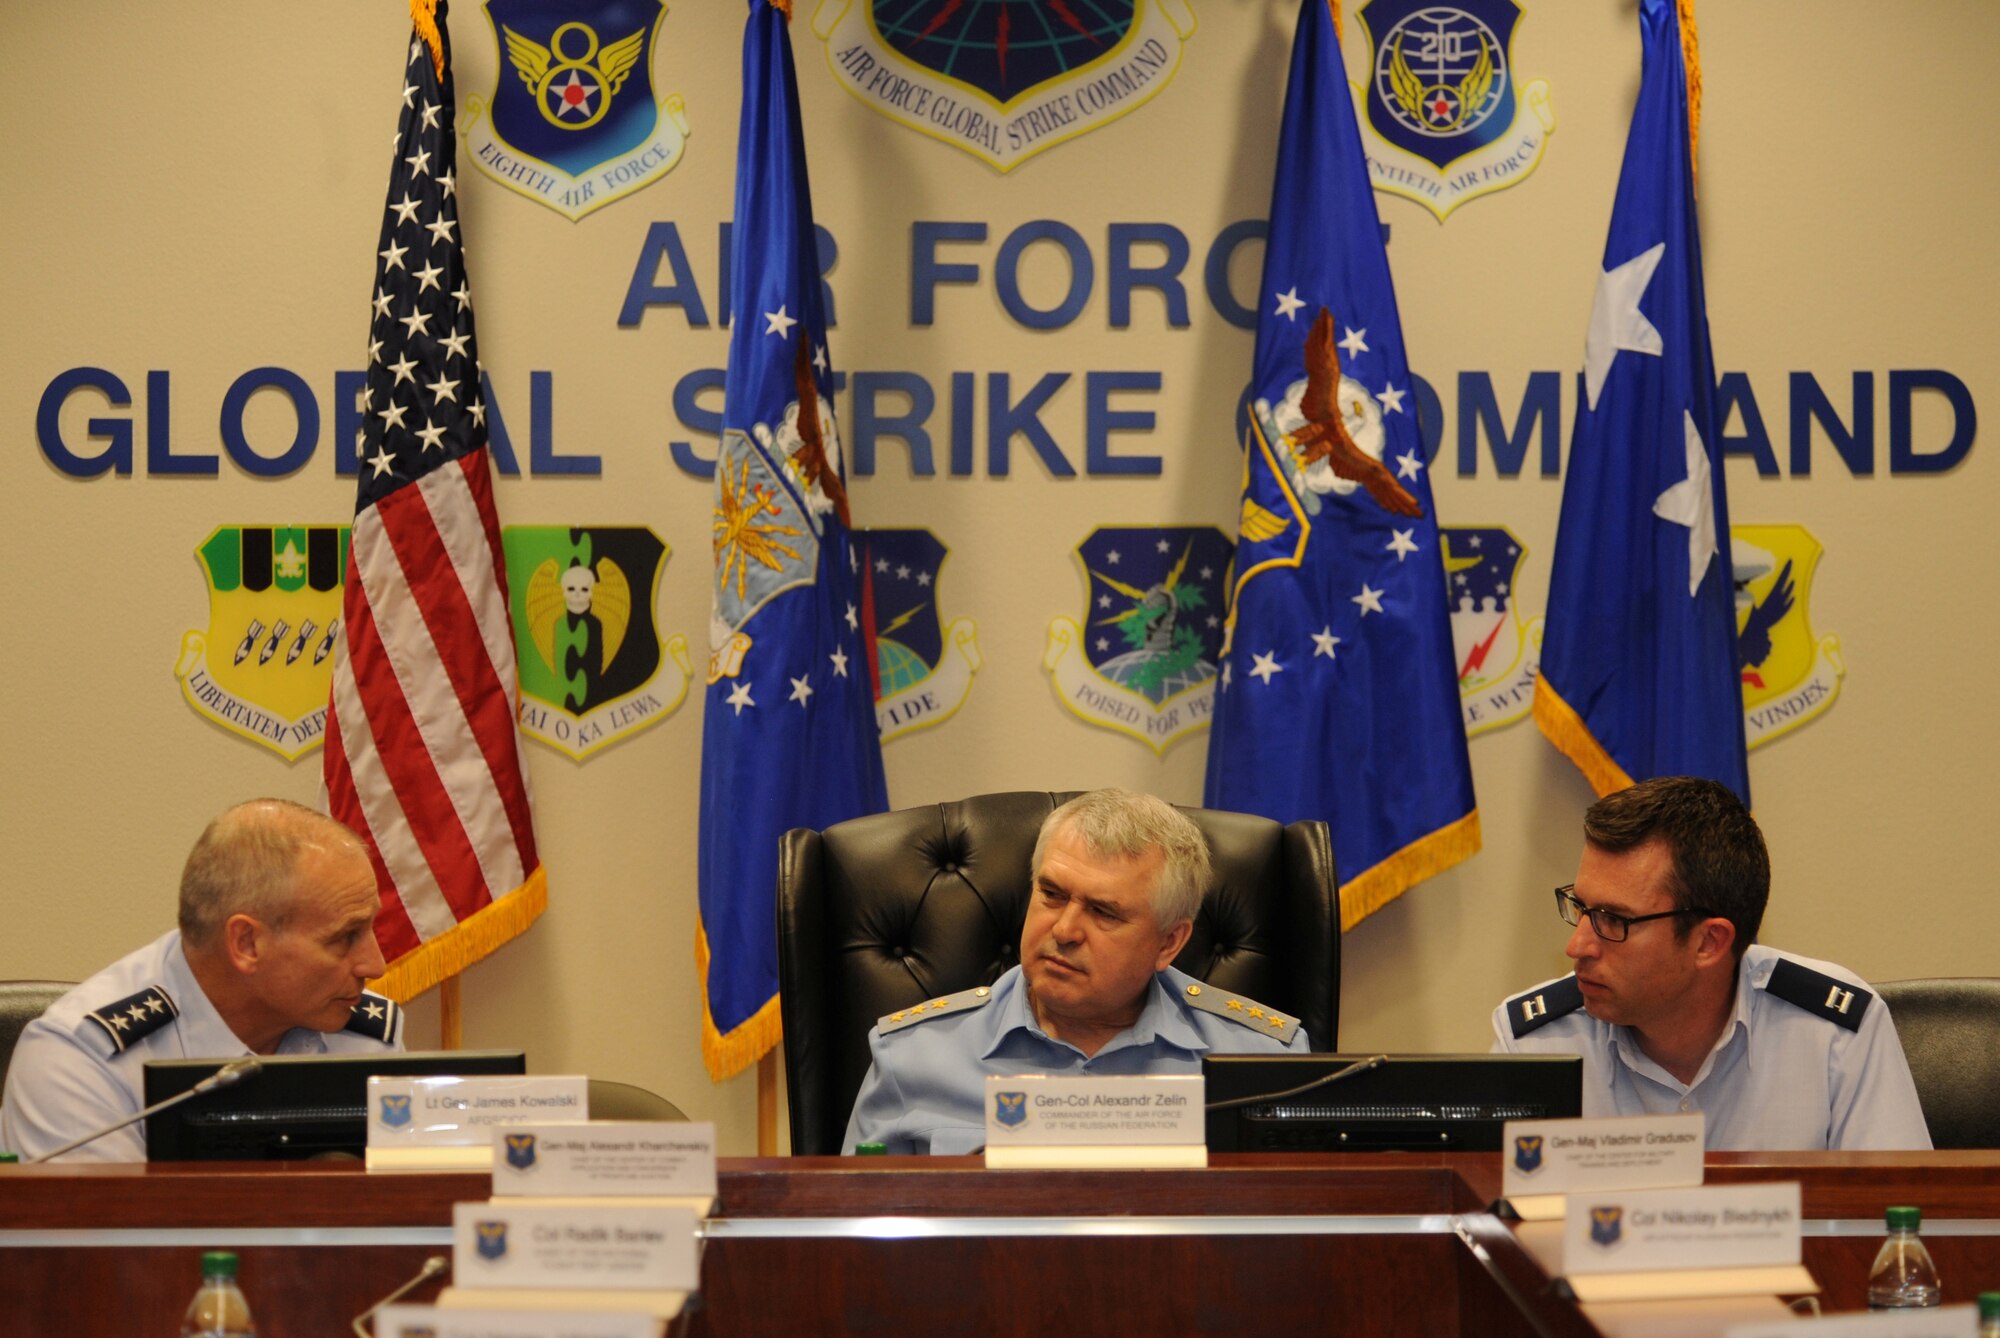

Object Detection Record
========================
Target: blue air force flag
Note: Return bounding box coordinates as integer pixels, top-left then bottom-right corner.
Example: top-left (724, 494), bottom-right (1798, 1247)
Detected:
top-left (1531, 0), bottom-right (1748, 803)
top-left (696, 0), bottom-right (887, 1083)
top-left (1203, 0), bottom-right (1478, 930)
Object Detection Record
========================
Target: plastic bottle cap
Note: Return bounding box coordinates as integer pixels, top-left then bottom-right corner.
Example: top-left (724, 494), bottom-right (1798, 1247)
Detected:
top-left (0, 1152), bottom-right (18, 1163)
top-left (1978, 1291), bottom-right (2000, 1320)
top-left (855, 1142), bottom-right (889, 1156)
top-left (1884, 1205), bottom-right (1921, 1231)
top-left (200, 1251), bottom-right (240, 1278)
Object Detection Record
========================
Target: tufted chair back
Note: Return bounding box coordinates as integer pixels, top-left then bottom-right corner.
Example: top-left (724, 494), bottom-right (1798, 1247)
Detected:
top-left (776, 791), bottom-right (1339, 1155)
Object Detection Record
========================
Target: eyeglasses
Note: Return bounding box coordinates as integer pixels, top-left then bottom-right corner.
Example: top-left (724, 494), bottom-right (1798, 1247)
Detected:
top-left (1554, 886), bottom-right (1712, 943)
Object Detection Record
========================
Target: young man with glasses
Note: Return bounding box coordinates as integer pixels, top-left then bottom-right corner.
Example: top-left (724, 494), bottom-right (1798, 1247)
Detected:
top-left (1490, 776), bottom-right (1929, 1149)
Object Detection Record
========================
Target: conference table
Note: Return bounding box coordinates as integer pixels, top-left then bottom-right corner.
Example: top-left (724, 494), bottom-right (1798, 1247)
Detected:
top-left (4, 1153), bottom-right (1998, 1334)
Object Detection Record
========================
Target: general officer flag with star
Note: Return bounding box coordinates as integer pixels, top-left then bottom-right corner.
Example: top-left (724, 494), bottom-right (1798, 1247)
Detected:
top-left (696, 0), bottom-right (887, 1082)
top-left (1204, 0), bottom-right (1478, 930)
top-left (1532, 0), bottom-right (1749, 803)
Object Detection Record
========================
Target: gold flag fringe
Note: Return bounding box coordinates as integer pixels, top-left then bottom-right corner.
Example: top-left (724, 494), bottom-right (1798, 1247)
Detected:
top-left (770, 0), bottom-right (794, 19)
top-left (1337, 809), bottom-right (1481, 932)
top-left (1532, 676), bottom-right (1638, 799)
top-left (370, 864), bottom-right (548, 1003)
top-left (1325, 0), bottom-right (1343, 43)
top-left (409, 0), bottom-right (445, 82)
top-left (696, 919), bottom-right (784, 1082)
top-left (1678, 0), bottom-right (1701, 177)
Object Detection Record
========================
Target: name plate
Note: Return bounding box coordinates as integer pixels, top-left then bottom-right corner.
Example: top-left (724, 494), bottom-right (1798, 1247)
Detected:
top-left (982, 1074), bottom-right (1204, 1146)
top-left (452, 1202), bottom-right (699, 1291)
top-left (369, 1076), bottom-right (590, 1148)
top-left (1726, 1307), bottom-right (1980, 1338)
top-left (492, 1122), bottom-right (717, 1199)
top-left (1502, 1113), bottom-right (1705, 1197)
top-left (1564, 1181), bottom-right (1800, 1275)
top-left (376, 1303), bottom-right (657, 1338)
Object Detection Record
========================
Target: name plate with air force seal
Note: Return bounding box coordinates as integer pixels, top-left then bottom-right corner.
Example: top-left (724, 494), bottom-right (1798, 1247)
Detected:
top-left (1557, 1182), bottom-right (1812, 1304)
top-left (376, 1303), bottom-right (658, 1338)
top-left (449, 1202), bottom-right (698, 1317)
top-left (983, 1074), bottom-right (1205, 1170)
top-left (493, 1122), bottom-right (717, 1216)
top-left (1725, 1307), bottom-right (1983, 1338)
top-left (1502, 1113), bottom-right (1705, 1220)
top-left (368, 1076), bottom-right (590, 1171)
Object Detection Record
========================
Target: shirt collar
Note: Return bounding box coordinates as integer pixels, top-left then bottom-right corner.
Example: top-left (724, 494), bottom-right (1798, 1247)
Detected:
top-left (163, 930), bottom-right (330, 1058)
top-left (979, 967), bottom-right (1206, 1060)
top-left (1605, 953), bottom-right (1757, 1090)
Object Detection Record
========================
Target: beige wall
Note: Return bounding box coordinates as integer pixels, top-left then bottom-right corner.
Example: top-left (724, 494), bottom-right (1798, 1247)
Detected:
top-left (2, 2), bottom-right (1993, 1153)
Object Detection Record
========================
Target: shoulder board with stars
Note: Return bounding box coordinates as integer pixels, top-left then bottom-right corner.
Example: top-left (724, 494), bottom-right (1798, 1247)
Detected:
top-left (1762, 958), bottom-right (1871, 1033)
top-left (1181, 982), bottom-right (1300, 1046)
top-left (877, 987), bottom-right (994, 1035)
top-left (343, 991), bottom-right (401, 1043)
top-left (83, 986), bottom-right (178, 1053)
top-left (1505, 975), bottom-right (1584, 1038)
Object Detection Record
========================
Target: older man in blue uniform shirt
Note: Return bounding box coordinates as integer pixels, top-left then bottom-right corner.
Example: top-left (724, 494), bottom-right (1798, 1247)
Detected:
top-left (844, 789), bottom-right (1309, 1155)
top-left (1492, 777), bottom-right (1929, 1150)
top-left (1, 799), bottom-right (404, 1161)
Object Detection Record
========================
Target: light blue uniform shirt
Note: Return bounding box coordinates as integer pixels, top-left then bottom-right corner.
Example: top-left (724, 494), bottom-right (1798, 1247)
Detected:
top-left (843, 963), bottom-right (1311, 1155)
top-left (0, 930), bottom-right (404, 1162)
top-left (1490, 944), bottom-right (1930, 1151)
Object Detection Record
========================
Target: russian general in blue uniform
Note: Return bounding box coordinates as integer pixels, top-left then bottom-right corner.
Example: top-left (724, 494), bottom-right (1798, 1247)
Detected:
top-left (844, 790), bottom-right (1309, 1155)
top-left (1489, 777), bottom-right (1928, 1151)
top-left (0, 800), bottom-right (404, 1161)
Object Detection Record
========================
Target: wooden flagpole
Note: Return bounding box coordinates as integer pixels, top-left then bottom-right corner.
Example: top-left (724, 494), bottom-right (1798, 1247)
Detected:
top-left (439, 977), bottom-right (463, 1050)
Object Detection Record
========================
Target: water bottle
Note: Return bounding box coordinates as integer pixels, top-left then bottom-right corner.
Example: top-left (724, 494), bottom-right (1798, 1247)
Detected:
top-left (1978, 1291), bottom-right (2000, 1337)
top-left (1864, 1206), bottom-right (1941, 1309)
top-left (180, 1251), bottom-right (257, 1337)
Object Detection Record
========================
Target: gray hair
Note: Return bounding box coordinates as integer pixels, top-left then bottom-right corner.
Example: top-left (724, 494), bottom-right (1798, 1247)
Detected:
top-left (177, 799), bottom-right (369, 948)
top-left (1030, 789), bottom-right (1211, 928)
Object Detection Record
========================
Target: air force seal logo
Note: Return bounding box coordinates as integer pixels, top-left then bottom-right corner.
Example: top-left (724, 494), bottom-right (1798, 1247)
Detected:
top-left (464, 1), bottom-right (689, 219)
top-left (175, 526), bottom-right (346, 760)
top-left (1589, 1205), bottom-right (1624, 1249)
top-left (1353, 0), bottom-right (1554, 220)
top-left (1512, 1134), bottom-right (1544, 1175)
top-left (859, 529), bottom-right (980, 743)
top-left (1733, 524), bottom-right (1843, 748)
top-left (812, 0), bottom-right (1195, 172)
top-left (1443, 525), bottom-right (1542, 737)
top-left (475, 1220), bottom-right (510, 1261)
top-left (504, 1132), bottom-right (539, 1171)
top-left (994, 1091), bottom-right (1028, 1129)
top-left (1044, 526), bottom-right (1233, 753)
top-left (379, 1093), bottom-right (413, 1129)
top-left (504, 525), bottom-right (691, 759)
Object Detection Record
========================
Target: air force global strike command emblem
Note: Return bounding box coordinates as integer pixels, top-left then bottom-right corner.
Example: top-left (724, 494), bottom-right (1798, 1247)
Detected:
top-left (858, 528), bottom-right (980, 744)
top-left (1589, 1205), bottom-right (1623, 1249)
top-left (1513, 1134), bottom-right (1544, 1175)
top-left (379, 1093), bottom-right (413, 1129)
top-left (1044, 526), bottom-right (1233, 753)
top-left (994, 1091), bottom-right (1028, 1129)
top-left (812, 0), bottom-right (1195, 172)
top-left (1443, 525), bottom-right (1542, 737)
top-left (1353, 0), bottom-right (1554, 220)
top-left (174, 526), bottom-right (347, 760)
top-left (475, 1220), bottom-right (510, 1261)
top-left (463, 1), bottom-right (689, 219)
top-left (504, 525), bottom-right (691, 760)
top-left (504, 1132), bottom-right (538, 1171)
top-left (1733, 524), bottom-right (1844, 749)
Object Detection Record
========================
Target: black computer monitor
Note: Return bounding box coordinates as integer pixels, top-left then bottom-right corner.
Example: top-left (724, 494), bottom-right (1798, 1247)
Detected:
top-left (143, 1049), bottom-right (527, 1160)
top-left (1203, 1053), bottom-right (1583, 1152)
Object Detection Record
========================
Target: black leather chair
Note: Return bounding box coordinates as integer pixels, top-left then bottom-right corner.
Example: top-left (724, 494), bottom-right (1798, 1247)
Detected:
top-left (1878, 977), bottom-right (2000, 1149)
top-left (776, 791), bottom-right (1339, 1156)
top-left (1, 981), bottom-right (73, 1088)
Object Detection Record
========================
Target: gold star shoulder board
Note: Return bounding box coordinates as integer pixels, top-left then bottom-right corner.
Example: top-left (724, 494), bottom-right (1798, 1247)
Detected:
top-left (343, 991), bottom-right (402, 1043)
top-left (877, 987), bottom-right (994, 1035)
top-left (1506, 975), bottom-right (1584, 1039)
top-left (1762, 958), bottom-right (1870, 1033)
top-left (1181, 982), bottom-right (1301, 1046)
top-left (83, 985), bottom-right (178, 1053)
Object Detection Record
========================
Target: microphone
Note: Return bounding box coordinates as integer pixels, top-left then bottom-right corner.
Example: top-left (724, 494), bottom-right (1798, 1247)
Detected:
top-left (1204, 1053), bottom-right (1389, 1111)
top-left (350, 1255), bottom-right (448, 1336)
top-left (26, 1056), bottom-right (264, 1164)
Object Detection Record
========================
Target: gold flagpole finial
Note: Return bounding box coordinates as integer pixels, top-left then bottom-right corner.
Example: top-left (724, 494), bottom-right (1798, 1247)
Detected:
top-left (410, 0), bottom-right (445, 81)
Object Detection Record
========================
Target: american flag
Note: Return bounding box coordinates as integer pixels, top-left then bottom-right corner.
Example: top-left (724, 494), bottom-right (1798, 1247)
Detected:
top-left (324, 0), bottom-right (545, 1001)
